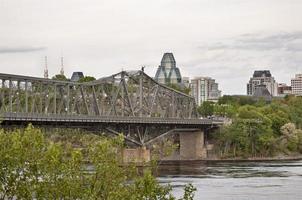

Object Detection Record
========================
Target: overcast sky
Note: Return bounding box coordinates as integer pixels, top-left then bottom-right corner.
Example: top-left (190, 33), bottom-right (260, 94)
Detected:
top-left (1, 0), bottom-right (302, 94)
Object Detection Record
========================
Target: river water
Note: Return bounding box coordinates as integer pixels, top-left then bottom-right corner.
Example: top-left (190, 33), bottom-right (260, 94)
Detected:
top-left (158, 160), bottom-right (302, 200)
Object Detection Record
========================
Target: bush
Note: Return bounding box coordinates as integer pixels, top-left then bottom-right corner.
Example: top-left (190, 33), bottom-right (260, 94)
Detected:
top-left (0, 125), bottom-right (196, 200)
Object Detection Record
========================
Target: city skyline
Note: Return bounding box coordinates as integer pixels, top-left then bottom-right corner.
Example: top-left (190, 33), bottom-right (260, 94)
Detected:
top-left (1, 0), bottom-right (302, 95)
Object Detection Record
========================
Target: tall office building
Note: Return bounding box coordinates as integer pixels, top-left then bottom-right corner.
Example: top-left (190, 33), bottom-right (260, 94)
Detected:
top-left (291, 74), bottom-right (302, 96)
top-left (247, 70), bottom-right (278, 96)
top-left (154, 53), bottom-right (182, 85)
top-left (190, 77), bottom-right (221, 106)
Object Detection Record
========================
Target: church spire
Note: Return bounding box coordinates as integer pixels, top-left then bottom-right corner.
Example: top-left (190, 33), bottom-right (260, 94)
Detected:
top-left (44, 56), bottom-right (49, 79)
top-left (60, 56), bottom-right (64, 76)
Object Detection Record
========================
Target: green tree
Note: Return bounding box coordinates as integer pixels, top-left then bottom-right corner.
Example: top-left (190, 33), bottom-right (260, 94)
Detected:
top-left (214, 104), bottom-right (236, 118)
top-left (287, 97), bottom-right (302, 128)
top-left (0, 125), bottom-right (196, 200)
top-left (78, 76), bottom-right (96, 83)
top-left (52, 74), bottom-right (68, 81)
top-left (167, 83), bottom-right (191, 95)
top-left (198, 101), bottom-right (214, 117)
top-left (279, 123), bottom-right (302, 153)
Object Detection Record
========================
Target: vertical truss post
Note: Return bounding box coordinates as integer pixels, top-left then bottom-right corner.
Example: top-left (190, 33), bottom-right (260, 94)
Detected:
top-left (189, 100), bottom-right (192, 119)
top-left (139, 71), bottom-right (143, 117)
top-left (25, 80), bottom-right (28, 113)
top-left (16, 81), bottom-right (21, 112)
top-left (172, 93), bottom-right (175, 118)
top-left (149, 85), bottom-right (159, 117)
top-left (66, 84), bottom-right (70, 114)
top-left (54, 84), bottom-right (57, 114)
top-left (80, 86), bottom-right (90, 115)
top-left (40, 82), bottom-right (43, 113)
top-left (44, 84), bottom-right (49, 114)
top-left (1, 79), bottom-right (5, 111)
top-left (92, 85), bottom-right (100, 116)
top-left (9, 79), bottom-right (12, 112)
top-left (121, 72), bottom-right (125, 117)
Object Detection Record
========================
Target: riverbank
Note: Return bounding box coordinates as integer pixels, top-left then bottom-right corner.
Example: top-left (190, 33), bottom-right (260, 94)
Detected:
top-left (159, 155), bottom-right (302, 166)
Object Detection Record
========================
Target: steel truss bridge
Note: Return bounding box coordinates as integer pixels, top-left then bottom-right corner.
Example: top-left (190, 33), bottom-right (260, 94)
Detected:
top-left (0, 70), bottom-right (221, 146)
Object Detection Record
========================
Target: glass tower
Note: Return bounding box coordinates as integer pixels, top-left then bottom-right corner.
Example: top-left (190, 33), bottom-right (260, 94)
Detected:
top-left (154, 53), bottom-right (182, 85)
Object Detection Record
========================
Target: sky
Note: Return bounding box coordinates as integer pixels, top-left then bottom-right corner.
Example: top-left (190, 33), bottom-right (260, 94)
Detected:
top-left (0, 0), bottom-right (302, 94)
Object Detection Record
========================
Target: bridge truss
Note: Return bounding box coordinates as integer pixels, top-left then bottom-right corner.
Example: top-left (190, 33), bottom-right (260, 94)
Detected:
top-left (0, 70), bottom-right (217, 146)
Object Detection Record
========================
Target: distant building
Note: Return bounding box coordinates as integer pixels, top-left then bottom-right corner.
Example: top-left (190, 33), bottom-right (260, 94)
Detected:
top-left (278, 83), bottom-right (292, 97)
top-left (247, 70), bottom-right (278, 96)
top-left (291, 74), bottom-right (302, 96)
top-left (253, 84), bottom-right (272, 102)
top-left (182, 77), bottom-right (190, 88)
top-left (190, 77), bottom-right (221, 106)
top-left (71, 72), bottom-right (84, 82)
top-left (154, 53), bottom-right (182, 85)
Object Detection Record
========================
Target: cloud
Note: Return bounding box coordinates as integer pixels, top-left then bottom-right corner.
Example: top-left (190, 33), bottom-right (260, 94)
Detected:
top-left (0, 46), bottom-right (46, 54)
top-left (184, 31), bottom-right (302, 94)
top-left (199, 32), bottom-right (302, 52)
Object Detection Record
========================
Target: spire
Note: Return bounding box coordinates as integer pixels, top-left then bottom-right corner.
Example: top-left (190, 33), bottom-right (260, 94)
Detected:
top-left (44, 56), bottom-right (49, 79)
top-left (60, 56), bottom-right (64, 76)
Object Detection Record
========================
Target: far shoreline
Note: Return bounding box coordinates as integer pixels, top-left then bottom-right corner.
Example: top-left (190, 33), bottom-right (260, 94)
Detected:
top-left (159, 155), bottom-right (302, 165)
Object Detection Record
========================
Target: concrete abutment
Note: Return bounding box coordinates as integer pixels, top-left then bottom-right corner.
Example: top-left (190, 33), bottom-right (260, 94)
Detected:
top-left (179, 129), bottom-right (207, 160)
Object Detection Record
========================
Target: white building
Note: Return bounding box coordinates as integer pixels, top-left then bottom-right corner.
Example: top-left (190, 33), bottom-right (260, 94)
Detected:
top-left (190, 77), bottom-right (221, 106)
top-left (291, 74), bottom-right (302, 96)
top-left (247, 70), bottom-right (278, 96)
top-left (182, 77), bottom-right (190, 88)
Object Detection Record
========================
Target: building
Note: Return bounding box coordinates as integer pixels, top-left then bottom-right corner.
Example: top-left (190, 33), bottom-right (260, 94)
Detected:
top-left (278, 83), bottom-right (292, 96)
top-left (291, 74), bottom-right (302, 96)
top-left (182, 77), bottom-right (190, 88)
top-left (247, 70), bottom-right (278, 96)
top-left (253, 84), bottom-right (272, 102)
top-left (154, 53), bottom-right (182, 85)
top-left (71, 72), bottom-right (84, 82)
top-left (190, 77), bottom-right (221, 106)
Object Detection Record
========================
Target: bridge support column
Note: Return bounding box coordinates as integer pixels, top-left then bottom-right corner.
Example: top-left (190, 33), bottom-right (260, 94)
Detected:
top-left (179, 130), bottom-right (207, 160)
top-left (121, 147), bottom-right (150, 164)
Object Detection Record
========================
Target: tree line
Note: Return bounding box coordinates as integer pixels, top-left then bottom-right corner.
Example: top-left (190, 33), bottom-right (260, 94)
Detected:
top-left (198, 95), bottom-right (302, 158)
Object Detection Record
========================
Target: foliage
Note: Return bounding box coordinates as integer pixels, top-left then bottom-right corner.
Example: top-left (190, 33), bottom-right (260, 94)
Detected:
top-left (214, 95), bottom-right (302, 158)
top-left (52, 74), bottom-right (68, 81)
top-left (279, 123), bottom-right (302, 153)
top-left (167, 83), bottom-right (191, 95)
top-left (197, 101), bottom-right (214, 117)
top-left (216, 118), bottom-right (276, 158)
top-left (213, 104), bottom-right (237, 118)
top-left (0, 125), bottom-right (196, 199)
top-left (218, 95), bottom-right (256, 106)
top-left (78, 76), bottom-right (96, 83)
top-left (151, 138), bottom-right (179, 161)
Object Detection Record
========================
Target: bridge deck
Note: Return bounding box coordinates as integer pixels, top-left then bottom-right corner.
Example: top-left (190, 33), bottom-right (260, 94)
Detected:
top-left (0, 112), bottom-right (222, 126)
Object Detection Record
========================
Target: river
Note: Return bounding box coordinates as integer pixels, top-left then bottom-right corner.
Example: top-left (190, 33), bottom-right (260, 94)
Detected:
top-left (158, 160), bottom-right (302, 200)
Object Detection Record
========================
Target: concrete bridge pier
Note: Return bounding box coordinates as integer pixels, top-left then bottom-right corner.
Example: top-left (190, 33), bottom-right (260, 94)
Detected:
top-left (178, 129), bottom-right (207, 160)
top-left (121, 147), bottom-right (151, 164)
